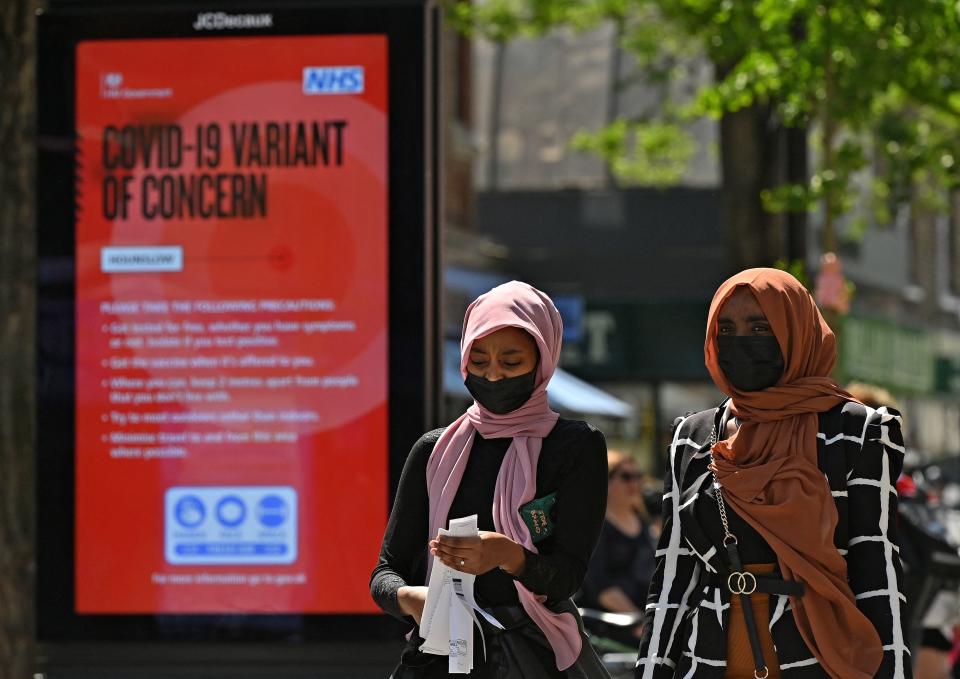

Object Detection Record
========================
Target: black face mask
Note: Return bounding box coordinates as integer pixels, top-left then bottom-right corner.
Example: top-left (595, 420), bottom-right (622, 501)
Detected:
top-left (464, 370), bottom-right (537, 414)
top-left (717, 335), bottom-right (785, 392)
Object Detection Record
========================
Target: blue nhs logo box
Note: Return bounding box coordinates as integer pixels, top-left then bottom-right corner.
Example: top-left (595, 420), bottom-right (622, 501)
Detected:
top-left (302, 66), bottom-right (364, 95)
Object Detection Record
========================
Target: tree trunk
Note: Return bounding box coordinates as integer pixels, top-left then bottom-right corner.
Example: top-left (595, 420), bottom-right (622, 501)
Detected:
top-left (485, 40), bottom-right (505, 190)
top-left (717, 87), bottom-right (787, 270)
top-left (910, 189), bottom-right (940, 320)
top-left (784, 125), bottom-right (809, 263)
top-left (0, 0), bottom-right (38, 677)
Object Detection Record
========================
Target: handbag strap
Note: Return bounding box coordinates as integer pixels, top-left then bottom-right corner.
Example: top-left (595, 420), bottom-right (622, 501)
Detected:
top-left (709, 424), bottom-right (770, 679)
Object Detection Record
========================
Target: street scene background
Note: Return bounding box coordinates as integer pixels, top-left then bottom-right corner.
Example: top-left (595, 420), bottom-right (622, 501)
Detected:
top-left (3, 0), bottom-right (960, 677)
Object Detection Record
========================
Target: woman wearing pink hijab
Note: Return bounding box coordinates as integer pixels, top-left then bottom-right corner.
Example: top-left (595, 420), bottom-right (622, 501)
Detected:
top-left (371, 281), bottom-right (612, 678)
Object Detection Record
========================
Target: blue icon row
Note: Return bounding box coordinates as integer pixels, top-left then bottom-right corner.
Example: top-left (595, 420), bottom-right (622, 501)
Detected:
top-left (174, 494), bottom-right (289, 529)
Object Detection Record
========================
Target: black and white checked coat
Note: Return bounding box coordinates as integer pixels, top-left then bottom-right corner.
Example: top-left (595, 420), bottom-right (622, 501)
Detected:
top-left (636, 401), bottom-right (911, 679)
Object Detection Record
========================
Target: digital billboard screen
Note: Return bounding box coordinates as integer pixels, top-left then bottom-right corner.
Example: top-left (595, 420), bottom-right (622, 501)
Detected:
top-left (38, 3), bottom-right (436, 642)
top-left (72, 34), bottom-right (389, 615)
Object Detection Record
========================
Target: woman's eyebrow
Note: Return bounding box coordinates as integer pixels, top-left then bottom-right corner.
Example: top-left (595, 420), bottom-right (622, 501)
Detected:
top-left (746, 314), bottom-right (769, 323)
top-left (470, 347), bottom-right (489, 354)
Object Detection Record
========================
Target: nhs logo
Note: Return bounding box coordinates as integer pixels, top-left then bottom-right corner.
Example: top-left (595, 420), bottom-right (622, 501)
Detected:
top-left (302, 66), bottom-right (364, 95)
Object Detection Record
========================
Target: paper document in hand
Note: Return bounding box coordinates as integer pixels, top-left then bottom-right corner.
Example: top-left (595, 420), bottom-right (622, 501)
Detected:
top-left (418, 567), bottom-right (452, 656)
top-left (418, 515), bottom-right (478, 643)
top-left (449, 573), bottom-right (474, 673)
top-left (418, 554), bottom-right (450, 652)
top-left (417, 515), bottom-right (504, 673)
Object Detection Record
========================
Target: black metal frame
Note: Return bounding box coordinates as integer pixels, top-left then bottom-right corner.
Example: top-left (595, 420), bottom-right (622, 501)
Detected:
top-left (36, 0), bottom-right (439, 643)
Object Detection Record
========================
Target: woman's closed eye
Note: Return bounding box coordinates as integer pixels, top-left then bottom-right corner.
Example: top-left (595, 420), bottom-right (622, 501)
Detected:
top-left (471, 359), bottom-right (521, 367)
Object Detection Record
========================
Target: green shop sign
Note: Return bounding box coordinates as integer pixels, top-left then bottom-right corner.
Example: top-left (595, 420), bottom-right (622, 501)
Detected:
top-left (840, 316), bottom-right (935, 394)
top-left (935, 356), bottom-right (960, 395)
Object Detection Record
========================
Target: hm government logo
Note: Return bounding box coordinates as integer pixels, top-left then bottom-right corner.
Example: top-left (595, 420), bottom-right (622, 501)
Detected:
top-left (100, 72), bottom-right (172, 100)
top-left (192, 12), bottom-right (274, 31)
top-left (103, 72), bottom-right (123, 89)
top-left (100, 72), bottom-right (123, 98)
top-left (302, 67), bottom-right (365, 95)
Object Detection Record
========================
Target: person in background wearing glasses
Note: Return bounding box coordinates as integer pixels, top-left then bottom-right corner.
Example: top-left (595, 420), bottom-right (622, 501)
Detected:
top-left (579, 451), bottom-right (657, 637)
top-left (636, 268), bottom-right (911, 679)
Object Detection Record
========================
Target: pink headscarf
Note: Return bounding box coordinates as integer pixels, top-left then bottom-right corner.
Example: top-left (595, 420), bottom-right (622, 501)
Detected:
top-left (425, 281), bottom-right (582, 670)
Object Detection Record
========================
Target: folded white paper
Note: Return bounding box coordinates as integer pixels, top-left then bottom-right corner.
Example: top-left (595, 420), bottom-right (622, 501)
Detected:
top-left (418, 515), bottom-right (504, 673)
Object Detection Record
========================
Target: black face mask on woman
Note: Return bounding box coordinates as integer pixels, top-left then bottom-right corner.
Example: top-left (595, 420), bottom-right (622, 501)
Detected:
top-left (717, 335), bottom-right (785, 392)
top-left (464, 370), bottom-right (537, 414)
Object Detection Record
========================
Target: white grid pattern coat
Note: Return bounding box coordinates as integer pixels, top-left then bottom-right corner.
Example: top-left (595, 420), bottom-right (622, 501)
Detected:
top-left (635, 401), bottom-right (911, 679)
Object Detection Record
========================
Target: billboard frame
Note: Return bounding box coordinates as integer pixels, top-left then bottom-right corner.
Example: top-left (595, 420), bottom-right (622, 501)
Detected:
top-left (36, 0), bottom-right (440, 644)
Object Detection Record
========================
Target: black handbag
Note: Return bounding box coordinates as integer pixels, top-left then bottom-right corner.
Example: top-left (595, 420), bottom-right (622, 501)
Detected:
top-left (389, 600), bottom-right (610, 679)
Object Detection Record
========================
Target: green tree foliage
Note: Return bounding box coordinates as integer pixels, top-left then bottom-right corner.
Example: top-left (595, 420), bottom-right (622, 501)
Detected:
top-left (451, 0), bottom-right (960, 246)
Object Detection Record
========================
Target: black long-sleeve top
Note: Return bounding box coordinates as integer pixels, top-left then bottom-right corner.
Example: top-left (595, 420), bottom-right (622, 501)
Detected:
top-left (580, 519), bottom-right (658, 610)
top-left (370, 418), bottom-right (608, 622)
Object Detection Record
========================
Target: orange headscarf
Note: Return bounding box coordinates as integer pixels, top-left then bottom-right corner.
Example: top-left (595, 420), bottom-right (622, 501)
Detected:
top-left (704, 268), bottom-right (882, 679)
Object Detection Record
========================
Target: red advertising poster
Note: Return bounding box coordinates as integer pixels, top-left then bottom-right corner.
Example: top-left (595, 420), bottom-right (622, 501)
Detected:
top-left (74, 35), bottom-right (388, 614)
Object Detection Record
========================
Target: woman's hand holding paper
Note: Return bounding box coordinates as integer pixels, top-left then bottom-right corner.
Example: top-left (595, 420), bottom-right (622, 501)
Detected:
top-left (430, 531), bottom-right (526, 576)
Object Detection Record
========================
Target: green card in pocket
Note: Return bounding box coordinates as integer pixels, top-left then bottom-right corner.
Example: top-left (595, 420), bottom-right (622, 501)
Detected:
top-left (520, 492), bottom-right (557, 543)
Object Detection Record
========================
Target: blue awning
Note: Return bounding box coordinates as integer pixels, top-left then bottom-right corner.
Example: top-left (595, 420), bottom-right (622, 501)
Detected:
top-left (444, 340), bottom-right (632, 419)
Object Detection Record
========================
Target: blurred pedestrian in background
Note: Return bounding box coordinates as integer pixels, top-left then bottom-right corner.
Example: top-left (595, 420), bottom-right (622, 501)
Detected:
top-left (579, 452), bottom-right (656, 627)
top-left (637, 268), bottom-right (910, 679)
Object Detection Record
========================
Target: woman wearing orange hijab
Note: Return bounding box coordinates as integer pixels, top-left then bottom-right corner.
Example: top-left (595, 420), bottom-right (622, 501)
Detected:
top-left (636, 268), bottom-right (910, 679)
